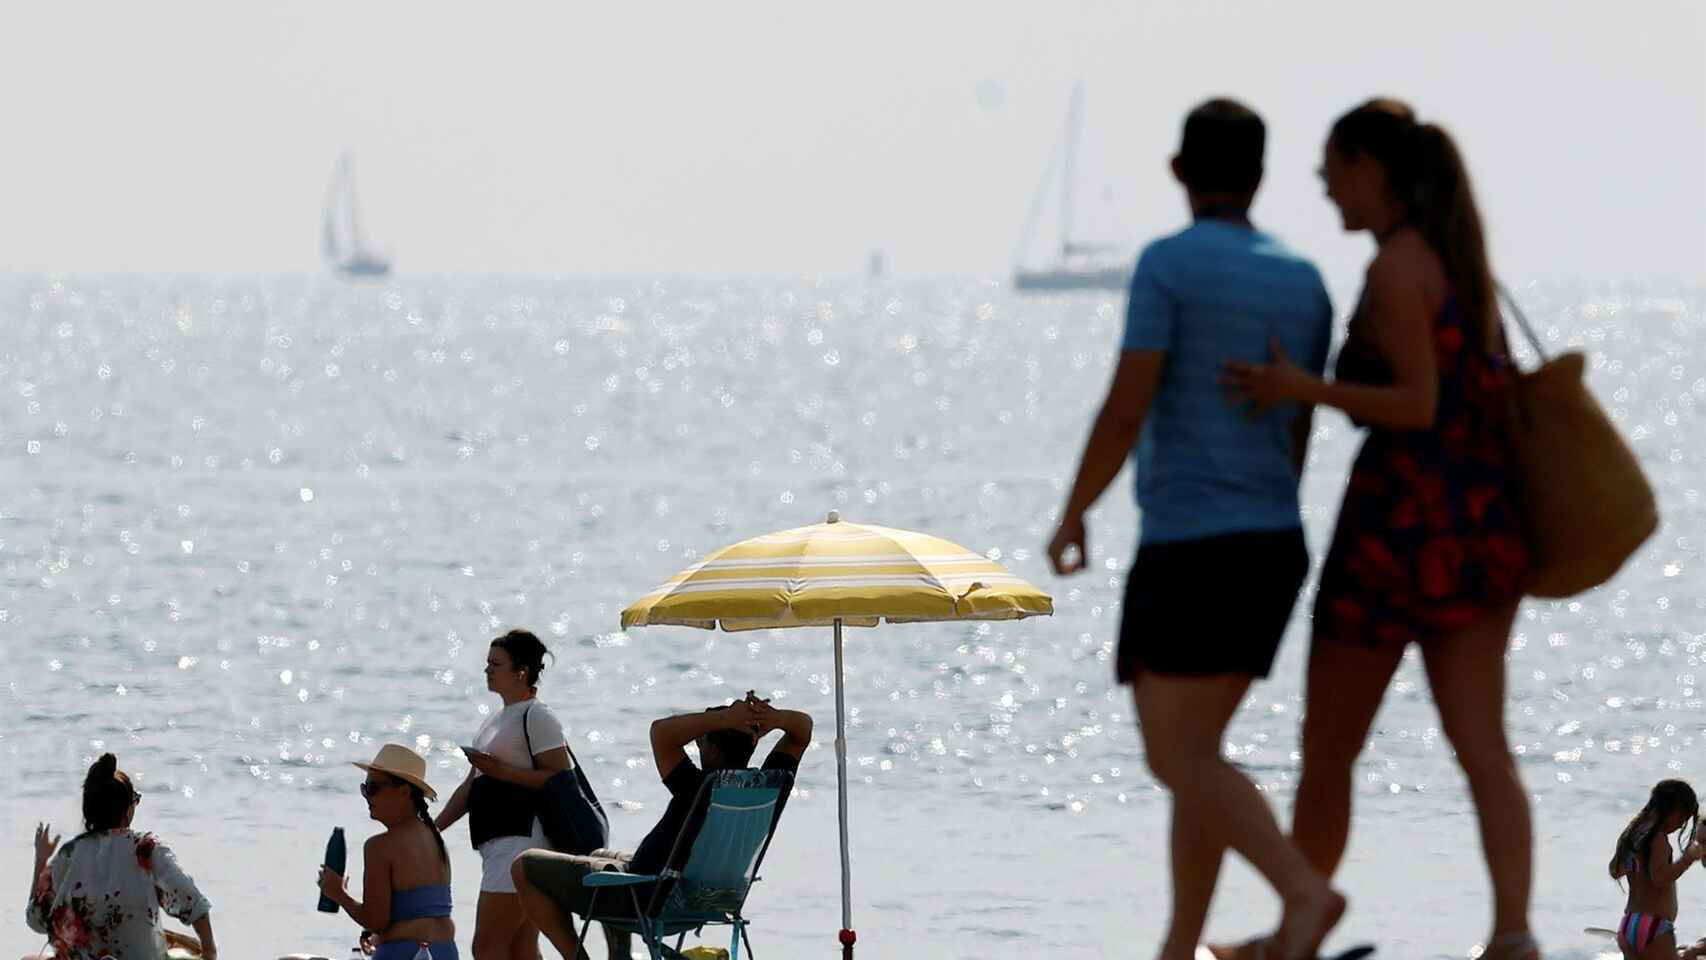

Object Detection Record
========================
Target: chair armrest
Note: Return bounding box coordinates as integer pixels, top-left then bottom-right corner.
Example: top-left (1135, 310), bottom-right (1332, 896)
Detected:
top-left (582, 871), bottom-right (659, 888)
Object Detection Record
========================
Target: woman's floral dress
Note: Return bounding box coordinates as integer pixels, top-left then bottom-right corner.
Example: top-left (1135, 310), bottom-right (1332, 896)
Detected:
top-left (25, 829), bottom-right (211, 960)
top-left (1314, 293), bottom-right (1530, 645)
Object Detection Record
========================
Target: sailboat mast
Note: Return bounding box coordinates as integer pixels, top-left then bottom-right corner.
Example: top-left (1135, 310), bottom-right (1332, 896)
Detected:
top-left (1061, 83), bottom-right (1082, 259)
top-left (323, 157), bottom-right (346, 264)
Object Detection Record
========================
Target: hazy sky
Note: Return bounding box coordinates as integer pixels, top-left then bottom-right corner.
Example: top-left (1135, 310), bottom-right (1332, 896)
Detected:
top-left (4, 1), bottom-right (1701, 288)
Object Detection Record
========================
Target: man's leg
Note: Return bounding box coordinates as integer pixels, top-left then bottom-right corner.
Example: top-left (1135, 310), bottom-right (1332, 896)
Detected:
top-left (511, 856), bottom-right (588, 960)
top-left (1136, 673), bottom-right (1340, 960)
top-left (1161, 796), bottom-right (1226, 960)
top-left (600, 921), bottom-right (632, 960)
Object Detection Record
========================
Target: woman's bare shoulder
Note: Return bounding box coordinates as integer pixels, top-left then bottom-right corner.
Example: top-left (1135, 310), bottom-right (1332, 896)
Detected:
top-left (1366, 230), bottom-right (1447, 303)
top-left (364, 830), bottom-right (400, 860)
top-left (1368, 229), bottom-right (1439, 276)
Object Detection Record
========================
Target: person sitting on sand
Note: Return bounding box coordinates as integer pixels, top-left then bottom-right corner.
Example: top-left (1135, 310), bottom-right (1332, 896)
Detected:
top-left (26, 753), bottom-right (218, 960)
top-left (1609, 780), bottom-right (1703, 960)
top-left (511, 692), bottom-right (812, 960)
top-left (319, 744), bottom-right (457, 960)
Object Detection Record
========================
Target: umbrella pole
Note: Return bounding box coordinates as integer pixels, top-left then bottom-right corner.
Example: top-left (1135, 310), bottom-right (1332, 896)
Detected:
top-left (833, 617), bottom-right (856, 960)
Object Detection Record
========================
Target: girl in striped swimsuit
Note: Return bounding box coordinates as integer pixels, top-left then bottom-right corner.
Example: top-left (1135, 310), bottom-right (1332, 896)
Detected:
top-left (1612, 780), bottom-right (1703, 960)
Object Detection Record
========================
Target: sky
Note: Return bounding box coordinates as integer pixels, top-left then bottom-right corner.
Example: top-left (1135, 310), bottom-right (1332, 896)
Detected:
top-left (3, 1), bottom-right (1701, 289)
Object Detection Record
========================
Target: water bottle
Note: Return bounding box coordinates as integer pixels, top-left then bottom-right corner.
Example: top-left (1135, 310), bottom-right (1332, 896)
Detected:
top-left (317, 827), bottom-right (346, 913)
top-left (412, 942), bottom-right (433, 960)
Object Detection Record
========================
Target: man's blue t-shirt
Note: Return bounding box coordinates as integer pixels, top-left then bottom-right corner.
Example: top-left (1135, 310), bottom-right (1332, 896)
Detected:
top-left (1121, 220), bottom-right (1333, 544)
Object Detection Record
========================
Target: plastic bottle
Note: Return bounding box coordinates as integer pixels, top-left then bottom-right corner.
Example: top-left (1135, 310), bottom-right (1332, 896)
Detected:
top-left (412, 942), bottom-right (433, 960)
top-left (317, 827), bottom-right (346, 913)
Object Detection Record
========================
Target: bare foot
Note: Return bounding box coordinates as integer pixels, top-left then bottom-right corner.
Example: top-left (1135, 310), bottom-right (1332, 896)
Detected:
top-left (1204, 936), bottom-right (1271, 960)
top-left (1478, 932), bottom-right (1540, 960)
top-left (1273, 886), bottom-right (1346, 960)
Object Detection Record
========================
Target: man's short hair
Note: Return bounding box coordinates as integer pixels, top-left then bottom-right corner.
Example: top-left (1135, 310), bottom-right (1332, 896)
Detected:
top-left (1177, 98), bottom-right (1265, 195)
top-left (701, 728), bottom-right (758, 769)
top-left (699, 704), bottom-right (759, 769)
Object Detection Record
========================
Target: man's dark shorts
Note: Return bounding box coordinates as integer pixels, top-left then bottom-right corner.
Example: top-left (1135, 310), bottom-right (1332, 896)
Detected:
top-left (517, 848), bottom-right (644, 919)
top-left (1117, 526), bottom-right (1309, 683)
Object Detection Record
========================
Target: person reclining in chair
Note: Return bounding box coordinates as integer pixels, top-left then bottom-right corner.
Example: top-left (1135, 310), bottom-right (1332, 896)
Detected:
top-left (512, 692), bottom-right (811, 960)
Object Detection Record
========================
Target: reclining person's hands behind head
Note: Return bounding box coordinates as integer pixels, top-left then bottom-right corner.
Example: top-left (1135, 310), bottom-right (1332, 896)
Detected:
top-left (720, 699), bottom-right (762, 736)
top-left (745, 696), bottom-right (783, 736)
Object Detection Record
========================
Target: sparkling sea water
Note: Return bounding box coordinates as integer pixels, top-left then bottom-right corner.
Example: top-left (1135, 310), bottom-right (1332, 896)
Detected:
top-left (1, 275), bottom-right (1701, 959)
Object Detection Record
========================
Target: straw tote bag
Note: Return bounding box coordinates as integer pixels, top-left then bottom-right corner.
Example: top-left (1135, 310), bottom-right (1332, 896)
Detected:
top-left (1498, 286), bottom-right (1658, 597)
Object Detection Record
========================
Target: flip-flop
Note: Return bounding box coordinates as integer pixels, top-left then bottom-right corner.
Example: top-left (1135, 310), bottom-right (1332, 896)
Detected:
top-left (1196, 942), bottom-right (1375, 960)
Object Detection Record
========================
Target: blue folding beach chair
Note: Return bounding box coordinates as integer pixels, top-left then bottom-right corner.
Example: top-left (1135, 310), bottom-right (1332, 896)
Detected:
top-left (576, 768), bottom-right (794, 960)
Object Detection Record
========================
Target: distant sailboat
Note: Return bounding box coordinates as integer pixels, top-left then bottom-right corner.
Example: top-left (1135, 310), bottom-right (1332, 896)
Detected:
top-left (1012, 85), bottom-right (1130, 292)
top-left (323, 153), bottom-right (391, 278)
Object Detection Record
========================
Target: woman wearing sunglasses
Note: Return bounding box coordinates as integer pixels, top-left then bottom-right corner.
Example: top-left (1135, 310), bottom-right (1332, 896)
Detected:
top-left (320, 744), bottom-right (457, 960)
top-left (26, 753), bottom-right (217, 960)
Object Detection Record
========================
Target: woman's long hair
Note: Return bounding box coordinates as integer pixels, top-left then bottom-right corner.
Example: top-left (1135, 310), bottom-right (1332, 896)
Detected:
top-left (1611, 779), bottom-right (1698, 882)
top-left (82, 753), bottom-right (136, 834)
top-left (1330, 98), bottom-right (1497, 353)
top-left (409, 784), bottom-right (448, 865)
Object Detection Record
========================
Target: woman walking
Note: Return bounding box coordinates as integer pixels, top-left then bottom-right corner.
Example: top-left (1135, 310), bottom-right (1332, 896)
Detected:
top-left (434, 629), bottom-right (572, 960)
top-left (1223, 98), bottom-right (1534, 959)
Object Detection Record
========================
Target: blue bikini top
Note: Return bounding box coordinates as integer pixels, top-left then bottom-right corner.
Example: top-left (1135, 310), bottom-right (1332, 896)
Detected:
top-left (391, 884), bottom-right (453, 921)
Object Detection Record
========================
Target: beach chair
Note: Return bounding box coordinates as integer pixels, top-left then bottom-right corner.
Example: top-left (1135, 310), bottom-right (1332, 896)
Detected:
top-left (576, 768), bottom-right (794, 960)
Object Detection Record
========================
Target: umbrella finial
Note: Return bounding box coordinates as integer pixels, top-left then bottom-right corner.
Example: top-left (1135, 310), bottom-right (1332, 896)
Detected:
top-left (826, 509), bottom-right (841, 524)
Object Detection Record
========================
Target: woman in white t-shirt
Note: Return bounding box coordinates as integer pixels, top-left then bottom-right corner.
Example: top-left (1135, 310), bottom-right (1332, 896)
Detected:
top-left (434, 629), bottom-right (571, 960)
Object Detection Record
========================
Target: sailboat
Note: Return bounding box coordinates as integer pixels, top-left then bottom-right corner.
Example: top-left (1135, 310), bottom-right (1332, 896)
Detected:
top-left (322, 153), bottom-right (391, 278)
top-left (1012, 85), bottom-right (1131, 292)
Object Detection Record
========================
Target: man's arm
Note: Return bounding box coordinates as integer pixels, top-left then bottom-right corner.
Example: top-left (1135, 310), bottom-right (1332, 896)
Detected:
top-left (649, 702), bottom-right (758, 780)
top-left (757, 707), bottom-right (813, 763)
top-left (1046, 350), bottom-right (1165, 575)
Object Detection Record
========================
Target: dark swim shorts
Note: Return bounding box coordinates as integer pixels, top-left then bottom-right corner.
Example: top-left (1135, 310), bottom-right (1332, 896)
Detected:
top-left (1116, 526), bottom-right (1309, 683)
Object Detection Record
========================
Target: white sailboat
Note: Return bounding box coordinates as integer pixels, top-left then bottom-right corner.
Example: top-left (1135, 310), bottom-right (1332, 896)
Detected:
top-left (1012, 85), bottom-right (1130, 292)
top-left (323, 153), bottom-right (391, 278)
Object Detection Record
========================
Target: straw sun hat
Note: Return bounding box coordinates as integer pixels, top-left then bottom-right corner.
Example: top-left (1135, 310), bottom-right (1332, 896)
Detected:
top-left (352, 743), bottom-right (437, 801)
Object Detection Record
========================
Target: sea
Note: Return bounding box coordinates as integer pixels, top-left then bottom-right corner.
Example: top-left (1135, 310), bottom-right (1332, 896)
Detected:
top-left (1, 275), bottom-right (1701, 959)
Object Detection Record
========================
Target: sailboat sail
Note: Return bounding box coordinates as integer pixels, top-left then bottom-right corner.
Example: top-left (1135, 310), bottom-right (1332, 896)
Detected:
top-left (1012, 85), bottom-right (1130, 292)
top-left (321, 189), bottom-right (340, 263)
top-left (323, 153), bottom-right (391, 278)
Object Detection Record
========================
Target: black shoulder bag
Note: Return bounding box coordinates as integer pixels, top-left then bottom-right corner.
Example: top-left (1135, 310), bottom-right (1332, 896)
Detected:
top-left (524, 703), bottom-right (610, 855)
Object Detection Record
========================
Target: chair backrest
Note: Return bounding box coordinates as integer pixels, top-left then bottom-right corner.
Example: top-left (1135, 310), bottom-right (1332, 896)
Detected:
top-left (655, 768), bottom-right (793, 917)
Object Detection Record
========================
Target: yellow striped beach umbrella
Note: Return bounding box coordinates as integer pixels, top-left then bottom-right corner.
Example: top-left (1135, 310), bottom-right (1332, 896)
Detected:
top-left (621, 511), bottom-right (1052, 958)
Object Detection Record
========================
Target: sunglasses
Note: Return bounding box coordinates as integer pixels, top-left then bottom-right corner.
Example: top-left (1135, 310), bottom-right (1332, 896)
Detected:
top-left (359, 777), bottom-right (402, 798)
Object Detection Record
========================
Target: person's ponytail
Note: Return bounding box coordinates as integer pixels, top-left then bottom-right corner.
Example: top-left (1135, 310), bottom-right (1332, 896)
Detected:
top-left (81, 753), bottom-right (135, 834)
top-left (412, 788), bottom-right (448, 865)
top-left (1409, 123), bottom-right (1495, 354)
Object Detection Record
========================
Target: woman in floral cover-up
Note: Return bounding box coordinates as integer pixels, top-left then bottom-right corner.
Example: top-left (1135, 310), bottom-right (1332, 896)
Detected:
top-left (25, 753), bottom-right (216, 960)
